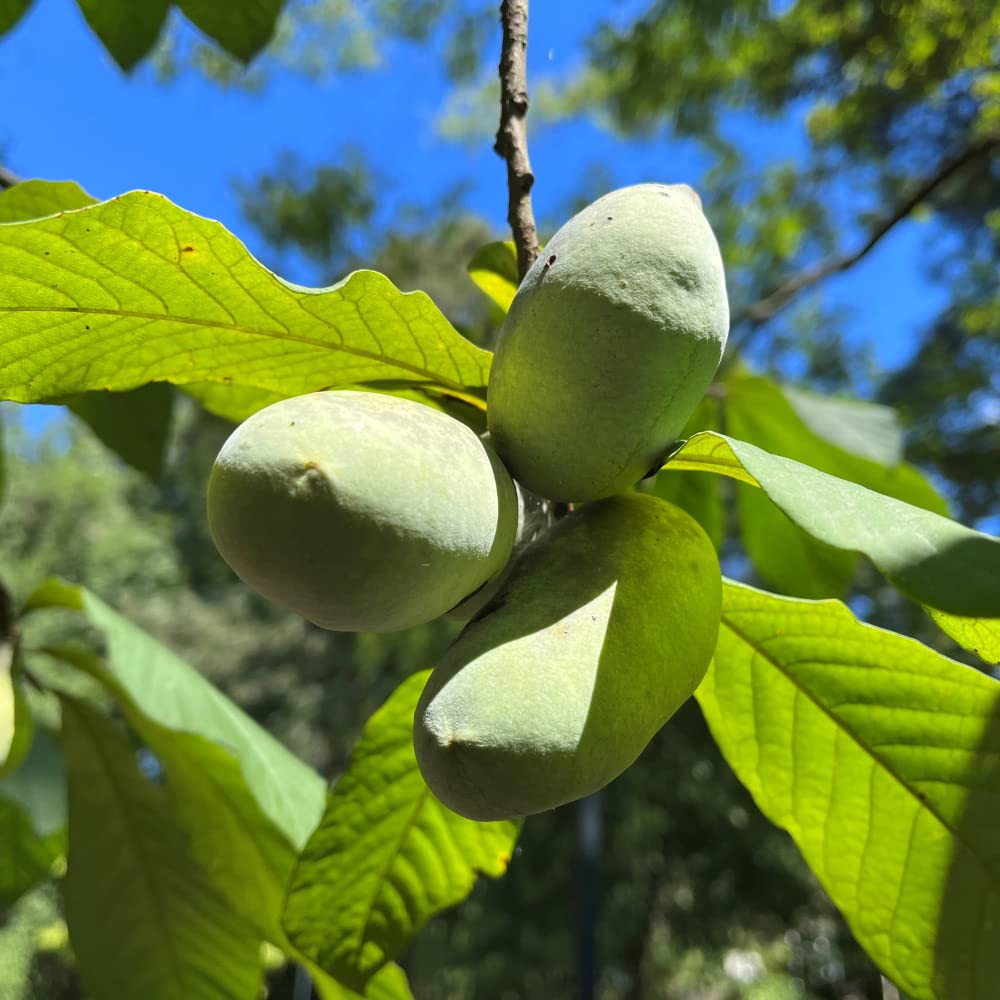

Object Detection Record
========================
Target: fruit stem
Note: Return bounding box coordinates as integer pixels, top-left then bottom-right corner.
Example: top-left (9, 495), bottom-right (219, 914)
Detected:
top-left (495, 0), bottom-right (541, 281)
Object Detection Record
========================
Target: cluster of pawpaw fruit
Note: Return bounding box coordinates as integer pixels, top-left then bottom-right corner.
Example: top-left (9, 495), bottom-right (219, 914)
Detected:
top-left (208, 183), bottom-right (729, 821)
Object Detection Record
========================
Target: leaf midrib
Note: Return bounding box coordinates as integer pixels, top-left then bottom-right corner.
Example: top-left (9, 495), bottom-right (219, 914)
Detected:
top-left (720, 609), bottom-right (998, 882)
top-left (0, 305), bottom-right (482, 395)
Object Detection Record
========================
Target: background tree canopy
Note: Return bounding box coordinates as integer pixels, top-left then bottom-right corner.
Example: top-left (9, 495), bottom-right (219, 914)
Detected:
top-left (0, 1), bottom-right (996, 998)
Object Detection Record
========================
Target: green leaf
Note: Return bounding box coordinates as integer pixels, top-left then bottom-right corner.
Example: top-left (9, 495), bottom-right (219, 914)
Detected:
top-left (927, 610), bottom-right (1000, 666)
top-left (312, 963), bottom-right (415, 1000)
top-left (0, 724), bottom-right (66, 836)
top-left (649, 395), bottom-right (725, 549)
top-left (138, 720), bottom-right (298, 946)
top-left (284, 671), bottom-right (520, 991)
top-left (0, 179), bottom-right (97, 222)
top-left (723, 373), bottom-right (947, 598)
top-left (41, 642), bottom-right (412, 994)
top-left (0, 0), bottom-right (31, 36)
top-left (178, 0), bottom-right (284, 63)
top-left (0, 679), bottom-right (33, 780)
top-left (68, 383), bottom-right (174, 481)
top-left (61, 697), bottom-right (263, 1000)
top-left (698, 580), bottom-right (1000, 1000)
top-left (0, 181), bottom-right (174, 477)
top-left (663, 432), bottom-right (1000, 617)
top-left (28, 580), bottom-right (326, 849)
top-left (0, 718), bottom-right (65, 908)
top-left (467, 240), bottom-right (519, 312)
top-left (0, 191), bottom-right (492, 409)
top-left (726, 374), bottom-right (947, 515)
top-left (0, 795), bottom-right (59, 908)
top-left (75, 0), bottom-right (169, 71)
top-left (781, 384), bottom-right (904, 466)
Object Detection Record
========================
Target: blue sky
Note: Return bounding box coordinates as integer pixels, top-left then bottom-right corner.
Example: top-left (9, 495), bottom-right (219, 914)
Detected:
top-left (0, 0), bottom-right (948, 376)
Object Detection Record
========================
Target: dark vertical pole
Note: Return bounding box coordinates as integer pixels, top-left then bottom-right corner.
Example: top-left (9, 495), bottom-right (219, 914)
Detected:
top-left (292, 966), bottom-right (313, 1000)
top-left (576, 791), bottom-right (603, 1000)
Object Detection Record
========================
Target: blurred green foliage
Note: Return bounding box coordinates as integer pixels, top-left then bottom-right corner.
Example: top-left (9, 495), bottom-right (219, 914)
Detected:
top-left (2, 1), bottom-right (998, 997)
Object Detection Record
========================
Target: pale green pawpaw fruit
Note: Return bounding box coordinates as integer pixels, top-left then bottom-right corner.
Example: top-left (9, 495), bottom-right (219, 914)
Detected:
top-left (414, 493), bottom-right (722, 820)
top-left (207, 390), bottom-right (518, 633)
top-left (487, 183), bottom-right (729, 502)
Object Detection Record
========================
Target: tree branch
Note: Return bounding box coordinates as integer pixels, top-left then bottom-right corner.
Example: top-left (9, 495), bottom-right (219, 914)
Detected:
top-left (741, 133), bottom-right (1000, 327)
top-left (494, 0), bottom-right (539, 282)
top-left (0, 165), bottom-right (19, 190)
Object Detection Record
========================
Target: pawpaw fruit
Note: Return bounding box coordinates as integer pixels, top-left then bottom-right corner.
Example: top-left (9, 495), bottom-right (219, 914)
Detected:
top-left (207, 390), bottom-right (519, 633)
top-left (414, 493), bottom-right (722, 820)
top-left (487, 183), bottom-right (729, 501)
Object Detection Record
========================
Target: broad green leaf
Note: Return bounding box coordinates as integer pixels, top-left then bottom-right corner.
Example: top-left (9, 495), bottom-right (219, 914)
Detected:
top-left (0, 191), bottom-right (492, 410)
top-left (0, 796), bottom-right (59, 907)
top-left (312, 963), bottom-right (415, 1000)
top-left (42, 641), bottom-right (411, 993)
top-left (0, 179), bottom-right (96, 222)
top-left (698, 581), bottom-right (1000, 1000)
top-left (137, 719), bottom-right (298, 946)
top-left (927, 610), bottom-right (1000, 666)
top-left (284, 671), bottom-right (520, 991)
top-left (0, 181), bottom-right (174, 477)
top-left (0, 720), bottom-right (65, 908)
top-left (650, 395), bottom-right (725, 549)
top-left (0, 0), bottom-right (31, 36)
top-left (724, 373), bottom-right (946, 598)
top-left (181, 380), bottom-right (285, 422)
top-left (75, 0), bottom-right (169, 72)
top-left (781, 384), bottom-right (904, 466)
top-left (61, 698), bottom-right (262, 1000)
top-left (467, 240), bottom-right (519, 312)
top-left (27, 580), bottom-right (326, 849)
top-left (68, 383), bottom-right (174, 481)
top-left (178, 0), bottom-right (284, 62)
top-left (726, 374), bottom-right (946, 515)
top-left (663, 432), bottom-right (1000, 617)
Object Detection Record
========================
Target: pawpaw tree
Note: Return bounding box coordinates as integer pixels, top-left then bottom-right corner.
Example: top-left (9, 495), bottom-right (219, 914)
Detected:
top-left (1, 2), bottom-right (999, 1000)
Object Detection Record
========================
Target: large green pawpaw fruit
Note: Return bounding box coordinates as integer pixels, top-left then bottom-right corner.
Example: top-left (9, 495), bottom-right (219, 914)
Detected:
top-left (487, 183), bottom-right (729, 502)
top-left (207, 390), bottom-right (518, 633)
top-left (414, 493), bottom-right (722, 820)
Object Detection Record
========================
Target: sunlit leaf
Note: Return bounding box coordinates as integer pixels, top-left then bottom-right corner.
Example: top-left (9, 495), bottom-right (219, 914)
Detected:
top-left (284, 671), bottom-right (520, 991)
top-left (0, 192), bottom-right (492, 411)
top-left (61, 697), bottom-right (263, 1000)
top-left (663, 432), bottom-right (1000, 617)
top-left (927, 610), bottom-right (1000, 666)
top-left (698, 580), bottom-right (1000, 1000)
top-left (467, 240), bottom-right (520, 312)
